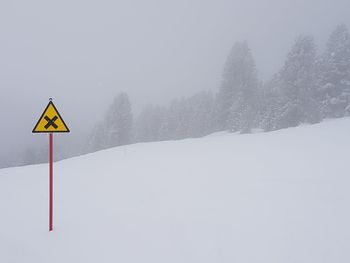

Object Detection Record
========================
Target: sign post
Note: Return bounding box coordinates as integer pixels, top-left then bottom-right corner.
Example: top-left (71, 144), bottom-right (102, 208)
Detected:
top-left (32, 99), bottom-right (70, 232)
top-left (49, 133), bottom-right (53, 231)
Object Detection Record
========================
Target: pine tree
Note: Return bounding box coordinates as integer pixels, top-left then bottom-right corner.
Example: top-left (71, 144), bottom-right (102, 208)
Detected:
top-left (164, 98), bottom-right (190, 140)
top-left (275, 36), bottom-right (320, 129)
top-left (256, 75), bottom-right (284, 131)
top-left (87, 93), bottom-right (133, 152)
top-left (319, 24), bottom-right (350, 118)
top-left (217, 41), bottom-right (258, 133)
top-left (105, 93), bottom-right (133, 147)
top-left (86, 122), bottom-right (107, 152)
top-left (149, 92), bottom-right (215, 140)
top-left (135, 104), bottom-right (165, 143)
top-left (187, 91), bottom-right (215, 137)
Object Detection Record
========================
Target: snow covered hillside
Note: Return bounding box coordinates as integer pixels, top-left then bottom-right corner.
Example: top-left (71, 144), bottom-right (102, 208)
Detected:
top-left (1, 118), bottom-right (350, 263)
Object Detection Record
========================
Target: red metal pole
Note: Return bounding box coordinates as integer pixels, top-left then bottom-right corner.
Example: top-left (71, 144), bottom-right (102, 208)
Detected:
top-left (49, 133), bottom-right (53, 232)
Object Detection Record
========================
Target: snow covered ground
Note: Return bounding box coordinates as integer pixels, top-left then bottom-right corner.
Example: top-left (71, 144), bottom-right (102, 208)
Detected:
top-left (1, 118), bottom-right (350, 263)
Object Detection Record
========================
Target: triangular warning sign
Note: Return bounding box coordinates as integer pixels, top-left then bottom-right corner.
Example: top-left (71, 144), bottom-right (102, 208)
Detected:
top-left (32, 101), bottom-right (70, 133)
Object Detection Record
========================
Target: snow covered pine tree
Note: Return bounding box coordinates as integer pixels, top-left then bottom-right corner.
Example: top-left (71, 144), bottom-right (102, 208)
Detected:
top-left (275, 36), bottom-right (320, 129)
top-left (319, 24), bottom-right (350, 118)
top-left (216, 41), bottom-right (258, 133)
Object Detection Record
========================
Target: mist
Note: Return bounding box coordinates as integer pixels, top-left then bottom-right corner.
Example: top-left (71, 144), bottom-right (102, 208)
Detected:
top-left (1, 0), bottom-right (350, 166)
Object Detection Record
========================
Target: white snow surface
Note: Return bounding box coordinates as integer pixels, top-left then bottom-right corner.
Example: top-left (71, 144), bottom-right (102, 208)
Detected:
top-left (1, 118), bottom-right (350, 263)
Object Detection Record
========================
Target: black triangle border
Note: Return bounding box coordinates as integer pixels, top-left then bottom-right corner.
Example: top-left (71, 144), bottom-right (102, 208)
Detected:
top-left (32, 101), bottom-right (70, 133)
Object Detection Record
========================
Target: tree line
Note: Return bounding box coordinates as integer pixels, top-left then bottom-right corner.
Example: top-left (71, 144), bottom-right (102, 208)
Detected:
top-left (86, 24), bottom-right (350, 153)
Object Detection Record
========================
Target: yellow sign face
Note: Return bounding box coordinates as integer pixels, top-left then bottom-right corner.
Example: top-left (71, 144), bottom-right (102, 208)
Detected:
top-left (32, 101), bottom-right (70, 133)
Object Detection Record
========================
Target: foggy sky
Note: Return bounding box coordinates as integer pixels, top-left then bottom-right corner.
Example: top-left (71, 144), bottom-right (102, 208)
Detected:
top-left (1, 0), bottom-right (350, 163)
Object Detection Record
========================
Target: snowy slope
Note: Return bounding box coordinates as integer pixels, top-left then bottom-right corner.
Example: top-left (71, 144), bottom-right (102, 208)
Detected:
top-left (1, 118), bottom-right (350, 263)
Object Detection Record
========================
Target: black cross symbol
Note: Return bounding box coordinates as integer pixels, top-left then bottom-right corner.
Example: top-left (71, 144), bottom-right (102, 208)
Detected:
top-left (44, 115), bottom-right (58, 129)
